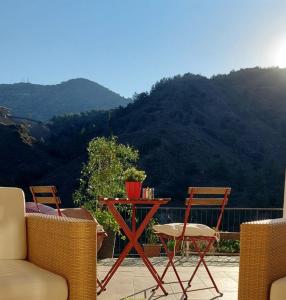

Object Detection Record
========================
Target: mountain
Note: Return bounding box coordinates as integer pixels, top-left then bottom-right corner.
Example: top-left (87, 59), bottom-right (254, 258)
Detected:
top-left (0, 123), bottom-right (56, 195)
top-left (0, 78), bottom-right (129, 121)
top-left (109, 69), bottom-right (286, 207)
top-left (40, 67), bottom-right (286, 208)
top-left (0, 67), bottom-right (285, 208)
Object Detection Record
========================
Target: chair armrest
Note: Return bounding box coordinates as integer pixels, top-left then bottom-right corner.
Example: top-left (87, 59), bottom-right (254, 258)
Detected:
top-left (238, 218), bottom-right (286, 300)
top-left (60, 207), bottom-right (96, 221)
top-left (26, 213), bottom-right (97, 300)
top-left (59, 208), bottom-right (107, 251)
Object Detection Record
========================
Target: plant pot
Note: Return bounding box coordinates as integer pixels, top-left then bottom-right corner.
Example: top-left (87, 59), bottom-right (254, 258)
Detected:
top-left (125, 181), bottom-right (142, 199)
top-left (98, 229), bottom-right (116, 259)
top-left (143, 244), bottom-right (162, 257)
top-left (97, 231), bottom-right (105, 253)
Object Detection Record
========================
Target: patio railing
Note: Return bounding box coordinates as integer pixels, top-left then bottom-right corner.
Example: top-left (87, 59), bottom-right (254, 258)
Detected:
top-left (114, 207), bottom-right (283, 256)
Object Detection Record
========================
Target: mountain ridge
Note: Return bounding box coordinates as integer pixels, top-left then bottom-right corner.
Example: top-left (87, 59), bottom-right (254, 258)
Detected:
top-left (0, 78), bottom-right (129, 121)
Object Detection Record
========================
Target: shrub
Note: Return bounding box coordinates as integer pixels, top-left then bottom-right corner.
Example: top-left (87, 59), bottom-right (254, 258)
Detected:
top-left (145, 219), bottom-right (160, 244)
top-left (216, 239), bottom-right (240, 253)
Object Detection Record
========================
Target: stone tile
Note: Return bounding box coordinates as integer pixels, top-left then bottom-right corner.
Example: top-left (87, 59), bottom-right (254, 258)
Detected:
top-left (219, 292), bottom-right (238, 300)
top-left (97, 256), bottom-right (239, 300)
top-left (133, 279), bottom-right (177, 300)
top-left (211, 278), bottom-right (237, 291)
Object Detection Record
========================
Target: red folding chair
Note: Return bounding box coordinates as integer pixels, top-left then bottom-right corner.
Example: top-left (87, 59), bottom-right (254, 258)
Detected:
top-left (30, 185), bottom-right (62, 216)
top-left (153, 187), bottom-right (231, 299)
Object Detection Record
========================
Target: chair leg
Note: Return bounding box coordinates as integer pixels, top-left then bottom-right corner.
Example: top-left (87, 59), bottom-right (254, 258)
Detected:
top-left (200, 254), bottom-right (221, 294)
top-left (55, 202), bottom-right (62, 216)
top-left (188, 239), bottom-right (222, 295)
top-left (153, 236), bottom-right (188, 299)
top-left (187, 239), bottom-right (211, 286)
top-left (97, 278), bottom-right (106, 291)
top-left (152, 236), bottom-right (172, 291)
top-left (155, 236), bottom-right (180, 287)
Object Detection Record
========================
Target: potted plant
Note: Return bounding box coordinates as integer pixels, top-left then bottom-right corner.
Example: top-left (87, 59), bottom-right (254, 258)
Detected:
top-left (92, 209), bottom-right (122, 258)
top-left (123, 167), bottom-right (146, 199)
top-left (73, 137), bottom-right (141, 258)
top-left (143, 219), bottom-right (162, 257)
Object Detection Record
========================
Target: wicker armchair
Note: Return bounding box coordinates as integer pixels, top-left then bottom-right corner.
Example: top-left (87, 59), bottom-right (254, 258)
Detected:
top-left (238, 218), bottom-right (286, 300)
top-left (0, 187), bottom-right (97, 300)
top-left (27, 214), bottom-right (97, 300)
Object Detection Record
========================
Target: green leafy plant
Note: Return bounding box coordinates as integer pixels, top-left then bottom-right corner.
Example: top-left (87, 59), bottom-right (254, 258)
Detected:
top-left (166, 240), bottom-right (184, 253)
top-left (123, 167), bottom-right (146, 182)
top-left (216, 239), bottom-right (240, 253)
top-left (84, 202), bottom-right (128, 240)
top-left (73, 136), bottom-right (139, 206)
top-left (167, 239), bottom-right (176, 251)
top-left (92, 209), bottom-right (121, 235)
top-left (145, 218), bottom-right (160, 244)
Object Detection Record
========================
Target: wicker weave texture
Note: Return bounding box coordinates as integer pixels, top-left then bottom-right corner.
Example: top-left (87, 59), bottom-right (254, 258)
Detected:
top-left (238, 218), bottom-right (286, 300)
top-left (26, 213), bottom-right (97, 300)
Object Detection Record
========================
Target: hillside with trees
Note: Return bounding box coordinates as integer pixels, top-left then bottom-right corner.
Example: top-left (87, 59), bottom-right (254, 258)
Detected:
top-left (0, 123), bottom-right (57, 193)
top-left (0, 68), bottom-right (285, 208)
top-left (0, 78), bottom-right (128, 121)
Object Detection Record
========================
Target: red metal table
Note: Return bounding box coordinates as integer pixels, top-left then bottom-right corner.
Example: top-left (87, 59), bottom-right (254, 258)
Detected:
top-left (97, 198), bottom-right (171, 295)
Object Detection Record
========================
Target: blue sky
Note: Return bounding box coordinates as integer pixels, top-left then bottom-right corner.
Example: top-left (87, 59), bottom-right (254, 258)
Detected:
top-left (1, 0), bottom-right (286, 97)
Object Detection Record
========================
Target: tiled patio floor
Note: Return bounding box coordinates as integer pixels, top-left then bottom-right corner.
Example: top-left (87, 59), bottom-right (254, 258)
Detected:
top-left (98, 256), bottom-right (239, 300)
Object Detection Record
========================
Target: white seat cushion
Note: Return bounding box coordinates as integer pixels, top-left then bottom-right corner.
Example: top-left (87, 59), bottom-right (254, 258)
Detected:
top-left (270, 276), bottom-right (286, 300)
top-left (0, 260), bottom-right (68, 300)
top-left (153, 223), bottom-right (216, 237)
top-left (0, 187), bottom-right (27, 259)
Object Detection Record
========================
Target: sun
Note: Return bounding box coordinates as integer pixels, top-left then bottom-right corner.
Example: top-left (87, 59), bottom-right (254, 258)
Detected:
top-left (274, 40), bottom-right (286, 68)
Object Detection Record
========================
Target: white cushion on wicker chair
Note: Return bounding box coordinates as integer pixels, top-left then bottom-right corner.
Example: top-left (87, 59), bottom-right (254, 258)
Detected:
top-left (270, 276), bottom-right (286, 300)
top-left (0, 260), bottom-right (68, 300)
top-left (153, 223), bottom-right (216, 237)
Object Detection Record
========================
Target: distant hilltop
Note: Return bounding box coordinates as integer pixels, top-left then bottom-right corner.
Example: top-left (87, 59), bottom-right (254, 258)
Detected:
top-left (0, 78), bottom-right (130, 121)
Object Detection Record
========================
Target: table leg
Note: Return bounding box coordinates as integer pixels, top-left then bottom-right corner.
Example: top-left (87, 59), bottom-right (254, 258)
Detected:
top-left (99, 202), bottom-right (167, 295)
top-left (98, 241), bottom-right (133, 294)
top-left (133, 241), bottom-right (168, 295)
top-left (132, 204), bottom-right (136, 234)
top-left (109, 203), bottom-right (159, 243)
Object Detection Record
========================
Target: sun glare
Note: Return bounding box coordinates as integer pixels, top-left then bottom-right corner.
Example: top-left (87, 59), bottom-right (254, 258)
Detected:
top-left (274, 40), bottom-right (286, 68)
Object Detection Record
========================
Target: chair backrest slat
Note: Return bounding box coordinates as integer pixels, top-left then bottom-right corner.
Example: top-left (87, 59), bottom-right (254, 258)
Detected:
top-left (188, 187), bottom-right (231, 195)
top-left (34, 196), bottom-right (61, 204)
top-left (30, 186), bottom-right (57, 194)
top-left (185, 198), bottom-right (227, 206)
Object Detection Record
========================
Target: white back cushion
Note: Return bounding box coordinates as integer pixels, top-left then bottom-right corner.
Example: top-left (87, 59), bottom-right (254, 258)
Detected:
top-left (0, 187), bottom-right (27, 259)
